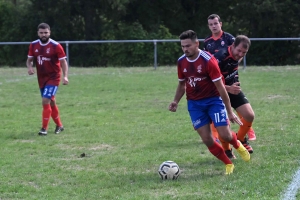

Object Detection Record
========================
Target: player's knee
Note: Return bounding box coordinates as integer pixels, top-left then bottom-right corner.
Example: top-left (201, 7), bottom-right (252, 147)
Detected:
top-left (245, 112), bottom-right (255, 122)
top-left (219, 133), bottom-right (232, 142)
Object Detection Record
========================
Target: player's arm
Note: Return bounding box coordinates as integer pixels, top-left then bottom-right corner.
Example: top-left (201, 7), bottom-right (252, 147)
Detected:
top-left (225, 83), bottom-right (241, 95)
top-left (214, 79), bottom-right (242, 125)
top-left (26, 57), bottom-right (35, 75)
top-left (60, 58), bottom-right (69, 85)
top-left (169, 81), bottom-right (185, 112)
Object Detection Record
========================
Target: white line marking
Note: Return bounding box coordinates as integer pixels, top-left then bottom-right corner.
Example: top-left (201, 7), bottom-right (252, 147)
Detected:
top-left (282, 168), bottom-right (300, 200)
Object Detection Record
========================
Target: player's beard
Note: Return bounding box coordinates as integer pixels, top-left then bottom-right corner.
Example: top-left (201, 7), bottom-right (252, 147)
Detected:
top-left (185, 50), bottom-right (197, 59)
top-left (184, 51), bottom-right (193, 58)
top-left (39, 36), bottom-right (50, 44)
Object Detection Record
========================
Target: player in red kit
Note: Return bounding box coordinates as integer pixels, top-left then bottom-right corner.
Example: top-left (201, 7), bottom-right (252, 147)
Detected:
top-left (169, 30), bottom-right (250, 175)
top-left (26, 23), bottom-right (69, 135)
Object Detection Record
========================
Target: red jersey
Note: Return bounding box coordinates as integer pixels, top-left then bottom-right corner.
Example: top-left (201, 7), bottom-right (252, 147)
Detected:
top-left (28, 39), bottom-right (66, 88)
top-left (177, 50), bottom-right (223, 100)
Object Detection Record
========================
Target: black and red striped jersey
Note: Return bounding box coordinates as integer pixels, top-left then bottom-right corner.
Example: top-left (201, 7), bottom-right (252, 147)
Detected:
top-left (203, 31), bottom-right (235, 55)
top-left (213, 46), bottom-right (239, 86)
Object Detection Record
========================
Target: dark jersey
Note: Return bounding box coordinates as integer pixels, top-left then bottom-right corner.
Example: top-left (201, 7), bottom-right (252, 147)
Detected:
top-left (213, 46), bottom-right (239, 86)
top-left (203, 31), bottom-right (235, 55)
top-left (177, 50), bottom-right (223, 100)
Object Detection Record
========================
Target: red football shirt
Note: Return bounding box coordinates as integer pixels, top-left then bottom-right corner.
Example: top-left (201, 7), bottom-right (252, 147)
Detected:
top-left (28, 39), bottom-right (66, 88)
top-left (177, 50), bottom-right (223, 100)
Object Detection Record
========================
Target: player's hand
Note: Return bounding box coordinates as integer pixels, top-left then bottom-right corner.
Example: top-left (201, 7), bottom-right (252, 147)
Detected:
top-left (228, 82), bottom-right (241, 95)
top-left (228, 112), bottom-right (243, 126)
top-left (168, 101), bottom-right (178, 112)
top-left (62, 77), bottom-right (69, 85)
top-left (28, 67), bottom-right (35, 75)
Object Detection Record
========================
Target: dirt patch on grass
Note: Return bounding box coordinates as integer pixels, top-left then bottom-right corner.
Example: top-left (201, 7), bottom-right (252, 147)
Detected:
top-left (267, 94), bottom-right (284, 99)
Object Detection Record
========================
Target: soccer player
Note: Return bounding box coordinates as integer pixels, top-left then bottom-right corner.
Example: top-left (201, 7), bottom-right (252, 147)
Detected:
top-left (26, 23), bottom-right (69, 136)
top-left (169, 30), bottom-right (250, 175)
top-left (214, 35), bottom-right (255, 155)
top-left (204, 14), bottom-right (256, 142)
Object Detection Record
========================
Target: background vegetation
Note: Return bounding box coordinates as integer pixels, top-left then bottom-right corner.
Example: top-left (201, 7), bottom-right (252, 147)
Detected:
top-left (0, 0), bottom-right (299, 66)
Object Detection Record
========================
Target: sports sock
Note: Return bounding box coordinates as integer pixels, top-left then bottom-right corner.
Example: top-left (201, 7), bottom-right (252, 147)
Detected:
top-left (208, 141), bottom-right (232, 165)
top-left (237, 118), bottom-right (252, 142)
top-left (42, 104), bottom-right (52, 130)
top-left (219, 136), bottom-right (231, 150)
top-left (51, 104), bottom-right (63, 127)
top-left (228, 132), bottom-right (240, 149)
top-left (211, 123), bottom-right (219, 139)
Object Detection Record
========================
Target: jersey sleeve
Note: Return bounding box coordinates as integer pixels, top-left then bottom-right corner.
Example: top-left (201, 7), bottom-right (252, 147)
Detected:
top-left (177, 61), bottom-right (185, 81)
top-left (207, 56), bottom-right (222, 82)
top-left (213, 48), bottom-right (227, 64)
top-left (27, 43), bottom-right (34, 57)
top-left (56, 44), bottom-right (67, 60)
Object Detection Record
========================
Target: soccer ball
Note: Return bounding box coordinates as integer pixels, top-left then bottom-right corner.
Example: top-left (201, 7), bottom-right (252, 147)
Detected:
top-left (158, 161), bottom-right (181, 180)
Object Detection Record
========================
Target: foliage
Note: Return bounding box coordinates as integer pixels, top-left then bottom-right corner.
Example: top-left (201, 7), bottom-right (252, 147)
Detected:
top-left (0, 0), bottom-right (299, 66)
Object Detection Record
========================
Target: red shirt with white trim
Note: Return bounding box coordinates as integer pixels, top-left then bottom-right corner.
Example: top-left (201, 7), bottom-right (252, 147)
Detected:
top-left (177, 50), bottom-right (223, 100)
top-left (28, 39), bottom-right (66, 88)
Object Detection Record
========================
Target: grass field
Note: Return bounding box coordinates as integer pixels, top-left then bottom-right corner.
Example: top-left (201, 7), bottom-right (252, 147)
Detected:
top-left (0, 66), bottom-right (299, 200)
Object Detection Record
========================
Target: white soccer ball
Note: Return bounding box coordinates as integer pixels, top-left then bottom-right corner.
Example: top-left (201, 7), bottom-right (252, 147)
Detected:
top-left (158, 161), bottom-right (181, 180)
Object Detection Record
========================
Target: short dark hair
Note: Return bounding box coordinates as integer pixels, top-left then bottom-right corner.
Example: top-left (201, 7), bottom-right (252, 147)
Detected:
top-left (234, 35), bottom-right (251, 49)
top-left (37, 23), bottom-right (50, 30)
top-left (179, 30), bottom-right (198, 41)
top-left (207, 14), bottom-right (221, 22)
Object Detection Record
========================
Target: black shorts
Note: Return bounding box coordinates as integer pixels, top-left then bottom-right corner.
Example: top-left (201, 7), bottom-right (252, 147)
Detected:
top-left (228, 91), bottom-right (249, 109)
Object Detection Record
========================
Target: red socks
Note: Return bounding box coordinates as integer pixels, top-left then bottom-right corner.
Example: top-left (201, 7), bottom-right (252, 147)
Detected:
top-left (42, 104), bottom-right (63, 130)
top-left (42, 104), bottom-right (52, 130)
top-left (208, 142), bottom-right (232, 165)
top-left (51, 104), bottom-right (63, 127)
top-left (228, 132), bottom-right (240, 149)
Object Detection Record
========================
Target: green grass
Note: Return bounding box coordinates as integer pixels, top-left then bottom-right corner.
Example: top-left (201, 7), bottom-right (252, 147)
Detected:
top-left (0, 66), bottom-right (299, 200)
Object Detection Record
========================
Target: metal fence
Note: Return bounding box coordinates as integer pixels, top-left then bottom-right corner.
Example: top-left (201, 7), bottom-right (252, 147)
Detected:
top-left (1, 38), bottom-right (299, 68)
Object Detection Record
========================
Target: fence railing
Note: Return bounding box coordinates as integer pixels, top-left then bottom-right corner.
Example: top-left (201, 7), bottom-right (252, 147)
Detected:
top-left (1, 38), bottom-right (299, 69)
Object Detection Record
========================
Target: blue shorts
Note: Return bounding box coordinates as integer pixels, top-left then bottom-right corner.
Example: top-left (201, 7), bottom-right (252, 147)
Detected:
top-left (187, 97), bottom-right (229, 130)
top-left (40, 85), bottom-right (58, 100)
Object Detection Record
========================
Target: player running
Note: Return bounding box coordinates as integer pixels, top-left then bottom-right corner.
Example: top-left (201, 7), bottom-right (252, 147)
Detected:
top-left (169, 30), bottom-right (250, 175)
top-left (204, 14), bottom-right (256, 141)
top-left (214, 35), bottom-right (255, 155)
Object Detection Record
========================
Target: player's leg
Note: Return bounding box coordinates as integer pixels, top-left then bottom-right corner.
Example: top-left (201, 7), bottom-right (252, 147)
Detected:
top-left (218, 133), bottom-right (236, 159)
top-left (50, 98), bottom-right (64, 134)
top-left (237, 112), bottom-right (256, 140)
top-left (235, 103), bottom-right (255, 153)
top-left (229, 92), bottom-right (255, 153)
top-left (188, 98), bottom-right (235, 175)
top-left (210, 123), bottom-right (219, 142)
top-left (208, 97), bottom-right (250, 162)
top-left (195, 124), bottom-right (234, 175)
top-left (39, 86), bottom-right (56, 135)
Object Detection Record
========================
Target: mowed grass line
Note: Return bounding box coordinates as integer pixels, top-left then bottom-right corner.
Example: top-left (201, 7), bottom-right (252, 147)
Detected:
top-left (0, 66), bottom-right (299, 200)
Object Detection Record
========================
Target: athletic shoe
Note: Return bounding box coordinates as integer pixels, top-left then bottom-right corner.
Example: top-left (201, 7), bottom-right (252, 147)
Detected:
top-left (247, 128), bottom-right (256, 141)
top-left (236, 140), bottom-right (250, 162)
top-left (241, 137), bottom-right (254, 154)
top-left (54, 126), bottom-right (64, 134)
top-left (225, 149), bottom-right (236, 160)
top-left (225, 164), bottom-right (235, 175)
top-left (38, 128), bottom-right (47, 136)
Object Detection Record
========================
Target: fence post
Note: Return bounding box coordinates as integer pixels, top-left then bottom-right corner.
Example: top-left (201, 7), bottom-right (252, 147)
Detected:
top-left (65, 42), bottom-right (69, 67)
top-left (153, 40), bottom-right (157, 69)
